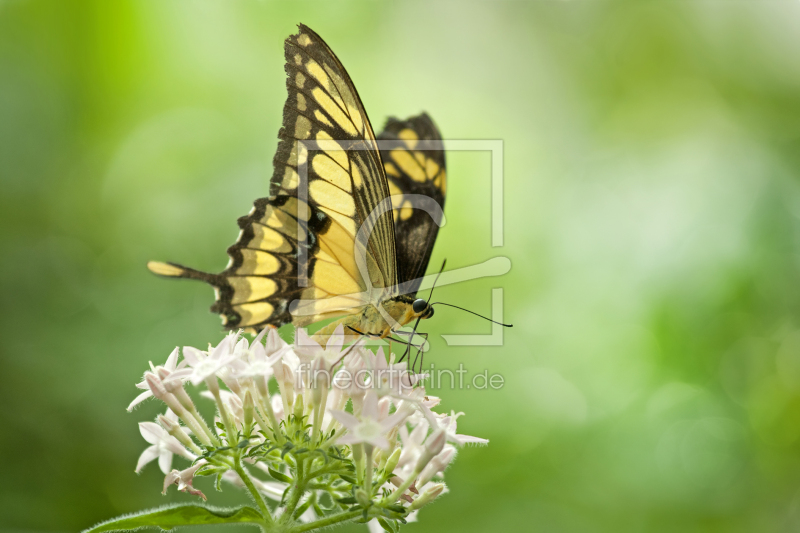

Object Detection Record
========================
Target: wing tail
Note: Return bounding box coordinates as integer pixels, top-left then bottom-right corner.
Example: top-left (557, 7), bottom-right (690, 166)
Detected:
top-left (147, 261), bottom-right (223, 285)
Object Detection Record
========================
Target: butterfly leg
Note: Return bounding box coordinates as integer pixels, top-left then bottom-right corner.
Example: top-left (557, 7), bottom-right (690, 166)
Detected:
top-left (411, 332), bottom-right (429, 374)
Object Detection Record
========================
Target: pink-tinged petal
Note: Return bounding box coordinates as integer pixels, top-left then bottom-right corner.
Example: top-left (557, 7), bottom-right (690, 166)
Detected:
top-left (250, 342), bottom-right (266, 361)
top-left (235, 337), bottom-right (249, 352)
top-left (374, 347), bottom-right (388, 370)
top-left (266, 345), bottom-right (292, 367)
top-left (454, 434), bottom-right (489, 446)
top-left (165, 438), bottom-right (193, 459)
top-left (135, 446), bottom-right (159, 473)
top-left (378, 398), bottom-right (391, 419)
top-left (164, 368), bottom-right (192, 383)
top-left (265, 328), bottom-right (287, 355)
top-left (337, 434), bottom-right (359, 445)
top-left (380, 410), bottom-right (409, 433)
top-left (158, 450), bottom-right (174, 474)
top-left (361, 391), bottom-right (379, 420)
top-left (252, 326), bottom-right (269, 346)
top-left (294, 329), bottom-right (322, 359)
top-left (127, 390), bottom-right (153, 412)
top-left (422, 396), bottom-right (441, 408)
top-left (418, 403), bottom-right (439, 427)
top-left (409, 421), bottom-right (429, 444)
top-left (330, 410), bottom-right (360, 430)
top-left (164, 347), bottom-right (180, 370)
top-left (326, 324), bottom-right (345, 353)
top-left (209, 334), bottom-right (234, 362)
top-left (182, 346), bottom-right (205, 366)
top-left (162, 470), bottom-right (179, 493)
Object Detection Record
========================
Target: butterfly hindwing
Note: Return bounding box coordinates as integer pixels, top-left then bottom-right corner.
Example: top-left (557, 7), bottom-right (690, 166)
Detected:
top-left (378, 113), bottom-right (447, 297)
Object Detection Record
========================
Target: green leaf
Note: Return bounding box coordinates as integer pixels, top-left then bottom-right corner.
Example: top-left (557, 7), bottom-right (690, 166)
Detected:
top-left (292, 493), bottom-right (315, 520)
top-left (82, 504), bottom-right (263, 533)
top-left (268, 467), bottom-right (292, 483)
top-left (336, 496), bottom-right (357, 505)
top-left (377, 517), bottom-right (397, 533)
top-left (339, 475), bottom-right (357, 485)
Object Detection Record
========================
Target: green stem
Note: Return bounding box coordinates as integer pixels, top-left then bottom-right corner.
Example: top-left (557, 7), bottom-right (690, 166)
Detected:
top-left (281, 458), bottom-right (307, 523)
top-left (210, 383), bottom-right (239, 445)
top-left (363, 444), bottom-right (373, 496)
top-left (353, 444), bottom-right (364, 485)
top-left (287, 510), bottom-right (361, 533)
top-left (380, 468), bottom-right (420, 506)
top-left (310, 385), bottom-right (328, 446)
top-left (234, 454), bottom-right (274, 528)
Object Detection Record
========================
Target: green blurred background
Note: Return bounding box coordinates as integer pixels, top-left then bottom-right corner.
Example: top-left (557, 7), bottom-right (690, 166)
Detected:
top-left (4, 0), bottom-right (800, 531)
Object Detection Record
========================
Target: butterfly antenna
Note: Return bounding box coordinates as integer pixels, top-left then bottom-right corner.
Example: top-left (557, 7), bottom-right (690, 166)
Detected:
top-left (430, 302), bottom-right (513, 327)
top-left (426, 259), bottom-right (447, 304)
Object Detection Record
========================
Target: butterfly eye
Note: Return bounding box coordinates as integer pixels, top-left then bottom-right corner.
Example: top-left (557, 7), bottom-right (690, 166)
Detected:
top-left (412, 298), bottom-right (427, 314)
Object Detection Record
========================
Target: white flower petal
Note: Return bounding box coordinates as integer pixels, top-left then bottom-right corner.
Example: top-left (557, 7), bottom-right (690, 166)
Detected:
top-left (361, 391), bottom-right (379, 420)
top-left (139, 422), bottom-right (166, 445)
top-left (182, 346), bottom-right (205, 366)
top-left (135, 446), bottom-right (159, 473)
top-left (326, 324), bottom-right (345, 353)
top-left (158, 450), bottom-right (174, 474)
top-left (127, 390), bottom-right (152, 412)
top-left (331, 410), bottom-right (360, 430)
top-left (164, 347), bottom-right (180, 370)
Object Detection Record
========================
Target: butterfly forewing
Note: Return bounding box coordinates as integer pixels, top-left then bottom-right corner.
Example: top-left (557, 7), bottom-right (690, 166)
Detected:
top-left (273, 25), bottom-right (397, 293)
top-left (148, 24), bottom-right (401, 333)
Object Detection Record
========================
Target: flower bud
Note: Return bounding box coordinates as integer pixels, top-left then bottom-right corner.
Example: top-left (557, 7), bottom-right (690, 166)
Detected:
top-left (415, 429), bottom-right (446, 472)
top-left (383, 447), bottom-right (402, 475)
top-left (243, 390), bottom-right (254, 434)
top-left (371, 448), bottom-right (382, 470)
top-left (158, 414), bottom-right (196, 451)
top-left (145, 372), bottom-right (167, 400)
top-left (407, 483), bottom-right (445, 512)
top-left (418, 446), bottom-right (456, 487)
top-left (293, 392), bottom-right (304, 420)
top-left (157, 414), bottom-right (177, 432)
top-left (355, 488), bottom-right (371, 507)
top-left (311, 356), bottom-right (329, 407)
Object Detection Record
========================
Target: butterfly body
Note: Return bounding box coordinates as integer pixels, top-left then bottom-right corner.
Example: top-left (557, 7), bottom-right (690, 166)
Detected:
top-left (311, 295), bottom-right (433, 344)
top-left (148, 24), bottom-right (446, 341)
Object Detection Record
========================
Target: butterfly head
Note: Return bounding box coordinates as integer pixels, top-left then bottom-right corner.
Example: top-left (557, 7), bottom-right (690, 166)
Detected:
top-left (412, 297), bottom-right (435, 320)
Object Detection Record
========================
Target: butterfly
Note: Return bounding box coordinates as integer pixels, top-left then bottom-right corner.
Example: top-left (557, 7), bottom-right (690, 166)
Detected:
top-left (148, 24), bottom-right (446, 352)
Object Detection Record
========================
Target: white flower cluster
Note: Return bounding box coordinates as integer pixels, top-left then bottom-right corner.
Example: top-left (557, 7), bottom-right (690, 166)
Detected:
top-left (129, 326), bottom-right (486, 532)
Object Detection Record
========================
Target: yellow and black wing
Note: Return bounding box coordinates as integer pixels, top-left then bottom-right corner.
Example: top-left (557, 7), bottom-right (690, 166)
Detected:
top-left (148, 24), bottom-right (398, 332)
top-left (378, 114), bottom-right (447, 297)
